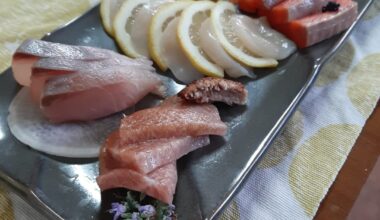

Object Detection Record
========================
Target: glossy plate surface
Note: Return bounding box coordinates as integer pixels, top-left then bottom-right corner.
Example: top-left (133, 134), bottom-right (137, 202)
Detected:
top-left (0, 1), bottom-right (372, 219)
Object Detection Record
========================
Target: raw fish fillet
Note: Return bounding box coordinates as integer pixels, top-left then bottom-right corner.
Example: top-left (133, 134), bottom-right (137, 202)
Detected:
top-left (97, 163), bottom-right (177, 204)
top-left (7, 88), bottom-right (121, 158)
top-left (119, 97), bottom-right (227, 144)
top-left (179, 77), bottom-right (248, 105)
top-left (107, 134), bottom-right (210, 174)
top-left (268, 0), bottom-right (329, 24)
top-left (242, 0), bottom-right (285, 13)
top-left (274, 0), bottom-right (358, 48)
top-left (41, 66), bottom-right (162, 123)
top-left (12, 39), bottom-right (152, 86)
top-left (30, 57), bottom-right (155, 103)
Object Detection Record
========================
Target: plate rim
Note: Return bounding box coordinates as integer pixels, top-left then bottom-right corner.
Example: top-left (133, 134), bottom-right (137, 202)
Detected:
top-left (0, 1), bottom-right (374, 219)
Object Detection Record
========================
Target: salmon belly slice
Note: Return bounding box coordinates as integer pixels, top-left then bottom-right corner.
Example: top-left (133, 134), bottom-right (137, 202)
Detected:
top-left (97, 163), bottom-right (177, 204)
top-left (268, 0), bottom-right (329, 25)
top-left (119, 97), bottom-right (227, 144)
top-left (273, 0), bottom-right (358, 48)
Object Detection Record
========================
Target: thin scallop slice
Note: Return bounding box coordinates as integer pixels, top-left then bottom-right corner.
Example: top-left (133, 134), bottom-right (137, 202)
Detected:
top-left (211, 1), bottom-right (278, 67)
top-left (231, 15), bottom-right (296, 60)
top-left (100, 0), bottom-right (126, 36)
top-left (199, 18), bottom-right (254, 78)
top-left (130, 0), bottom-right (173, 57)
top-left (161, 17), bottom-right (203, 84)
top-left (7, 88), bottom-right (121, 158)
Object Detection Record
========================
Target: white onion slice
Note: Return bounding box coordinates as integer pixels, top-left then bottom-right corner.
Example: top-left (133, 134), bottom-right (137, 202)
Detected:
top-left (7, 87), bottom-right (121, 158)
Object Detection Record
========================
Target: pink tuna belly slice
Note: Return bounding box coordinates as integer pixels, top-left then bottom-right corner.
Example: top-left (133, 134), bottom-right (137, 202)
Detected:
top-left (97, 163), bottom-right (177, 204)
top-left (109, 135), bottom-right (210, 174)
top-left (119, 98), bottom-right (227, 144)
top-left (41, 66), bottom-right (162, 123)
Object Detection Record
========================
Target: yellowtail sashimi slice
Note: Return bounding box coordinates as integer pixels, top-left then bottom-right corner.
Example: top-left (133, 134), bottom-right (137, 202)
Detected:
top-left (7, 88), bottom-right (121, 158)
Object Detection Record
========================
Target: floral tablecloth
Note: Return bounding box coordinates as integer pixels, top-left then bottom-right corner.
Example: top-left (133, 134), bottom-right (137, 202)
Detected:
top-left (1, 0), bottom-right (379, 219)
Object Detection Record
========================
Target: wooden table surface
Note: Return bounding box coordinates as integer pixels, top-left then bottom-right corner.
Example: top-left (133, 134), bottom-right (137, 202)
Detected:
top-left (315, 101), bottom-right (380, 220)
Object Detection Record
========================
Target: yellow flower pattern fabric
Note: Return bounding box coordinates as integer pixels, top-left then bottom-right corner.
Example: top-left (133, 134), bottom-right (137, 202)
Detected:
top-left (222, 5), bottom-right (380, 220)
top-left (0, 0), bottom-right (96, 74)
top-left (0, 1), bottom-right (379, 220)
top-left (0, 0), bottom-right (97, 219)
top-left (0, 184), bottom-right (14, 220)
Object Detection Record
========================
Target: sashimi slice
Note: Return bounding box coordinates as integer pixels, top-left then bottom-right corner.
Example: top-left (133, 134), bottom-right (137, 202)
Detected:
top-left (33, 56), bottom-right (155, 73)
top-left (130, 0), bottom-right (173, 57)
top-left (178, 77), bottom-right (248, 105)
top-left (41, 66), bottom-right (162, 123)
top-left (199, 18), bottom-right (253, 78)
top-left (161, 17), bottom-right (203, 84)
top-left (274, 0), bottom-right (358, 48)
top-left (12, 39), bottom-right (152, 86)
top-left (231, 15), bottom-right (296, 59)
top-left (7, 87), bottom-right (120, 158)
top-left (259, 0), bottom-right (286, 9)
top-left (119, 97), bottom-right (227, 144)
top-left (268, 0), bottom-right (329, 25)
top-left (30, 69), bottom-right (69, 104)
top-left (30, 57), bottom-right (155, 103)
top-left (97, 163), bottom-right (177, 204)
top-left (109, 135), bottom-right (210, 174)
top-left (238, 0), bottom-right (285, 13)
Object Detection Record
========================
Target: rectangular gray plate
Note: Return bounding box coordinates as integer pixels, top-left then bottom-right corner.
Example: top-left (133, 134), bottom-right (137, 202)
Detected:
top-left (0, 1), bottom-right (372, 219)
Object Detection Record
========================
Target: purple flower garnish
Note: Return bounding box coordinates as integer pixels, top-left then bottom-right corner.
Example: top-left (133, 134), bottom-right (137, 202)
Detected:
top-left (131, 212), bottom-right (139, 220)
top-left (138, 204), bottom-right (156, 217)
top-left (167, 204), bottom-right (175, 214)
top-left (109, 202), bottom-right (126, 220)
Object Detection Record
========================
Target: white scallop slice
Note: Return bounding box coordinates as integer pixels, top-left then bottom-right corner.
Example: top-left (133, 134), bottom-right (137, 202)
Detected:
top-left (161, 17), bottom-right (203, 84)
top-left (130, 0), bottom-right (173, 57)
top-left (7, 88), bottom-right (121, 158)
top-left (100, 0), bottom-right (126, 36)
top-left (231, 15), bottom-right (296, 60)
top-left (199, 18), bottom-right (254, 78)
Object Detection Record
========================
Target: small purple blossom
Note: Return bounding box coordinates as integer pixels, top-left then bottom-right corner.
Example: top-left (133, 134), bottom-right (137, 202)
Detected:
top-left (138, 204), bottom-right (156, 217)
top-left (131, 212), bottom-right (139, 220)
top-left (109, 202), bottom-right (126, 220)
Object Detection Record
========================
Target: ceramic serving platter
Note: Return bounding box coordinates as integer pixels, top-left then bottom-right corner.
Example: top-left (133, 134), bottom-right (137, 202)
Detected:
top-left (0, 1), bottom-right (373, 219)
